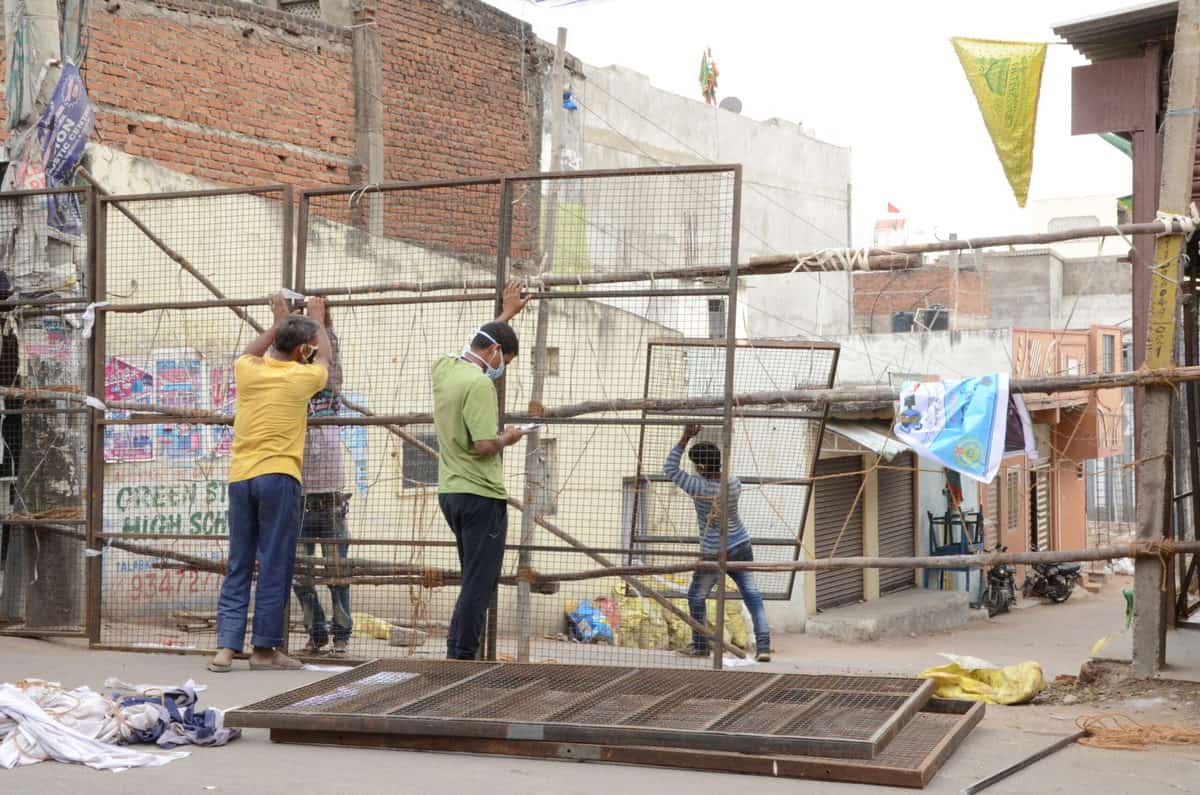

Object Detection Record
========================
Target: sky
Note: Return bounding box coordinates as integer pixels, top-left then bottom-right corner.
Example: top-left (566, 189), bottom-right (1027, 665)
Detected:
top-left (481, 0), bottom-right (1144, 245)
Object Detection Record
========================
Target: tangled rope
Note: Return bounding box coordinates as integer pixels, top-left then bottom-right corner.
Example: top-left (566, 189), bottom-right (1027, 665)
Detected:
top-left (1077, 713), bottom-right (1200, 751)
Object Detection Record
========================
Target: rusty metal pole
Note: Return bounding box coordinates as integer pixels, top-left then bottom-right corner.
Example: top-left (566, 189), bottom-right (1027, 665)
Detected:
top-left (85, 189), bottom-right (106, 644)
top-left (1133, 2), bottom-right (1200, 677)
top-left (516, 27), bottom-right (567, 663)
top-left (712, 167), bottom-right (742, 670)
top-left (487, 178), bottom-right (515, 662)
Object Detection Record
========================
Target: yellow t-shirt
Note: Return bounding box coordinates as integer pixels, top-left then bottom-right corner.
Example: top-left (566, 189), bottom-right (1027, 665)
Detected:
top-left (229, 354), bottom-right (328, 484)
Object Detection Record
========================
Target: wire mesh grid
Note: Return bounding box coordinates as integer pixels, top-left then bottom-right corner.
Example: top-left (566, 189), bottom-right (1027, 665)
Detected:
top-left (281, 170), bottom-right (743, 667)
top-left (0, 188), bottom-right (93, 634)
top-left (68, 168), bottom-right (769, 668)
top-left (230, 659), bottom-right (934, 759)
top-left (95, 189), bottom-right (288, 650)
top-left (632, 340), bottom-right (837, 599)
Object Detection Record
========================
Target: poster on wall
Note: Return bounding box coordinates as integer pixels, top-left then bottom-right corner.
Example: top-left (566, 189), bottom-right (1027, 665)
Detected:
top-left (154, 349), bottom-right (205, 461)
top-left (341, 392), bottom-right (369, 496)
top-left (209, 363), bottom-right (236, 457)
top-left (104, 355), bottom-right (155, 463)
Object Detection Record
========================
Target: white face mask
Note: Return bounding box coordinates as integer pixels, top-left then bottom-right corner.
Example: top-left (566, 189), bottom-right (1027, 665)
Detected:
top-left (462, 329), bottom-right (505, 381)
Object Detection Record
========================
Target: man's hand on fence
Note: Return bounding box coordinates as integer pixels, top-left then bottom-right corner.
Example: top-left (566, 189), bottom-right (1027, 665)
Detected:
top-left (307, 297), bottom-right (327, 325)
top-left (270, 292), bottom-right (290, 323)
top-left (497, 280), bottom-right (530, 323)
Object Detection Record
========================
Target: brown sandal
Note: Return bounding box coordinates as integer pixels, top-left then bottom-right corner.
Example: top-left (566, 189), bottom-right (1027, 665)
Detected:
top-left (248, 650), bottom-right (304, 671)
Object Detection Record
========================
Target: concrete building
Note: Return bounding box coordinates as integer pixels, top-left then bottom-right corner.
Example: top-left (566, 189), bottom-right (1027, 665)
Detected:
top-left (543, 60), bottom-right (853, 339)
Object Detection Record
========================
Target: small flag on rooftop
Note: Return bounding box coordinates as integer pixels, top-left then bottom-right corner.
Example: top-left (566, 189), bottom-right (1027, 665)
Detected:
top-left (700, 47), bottom-right (719, 105)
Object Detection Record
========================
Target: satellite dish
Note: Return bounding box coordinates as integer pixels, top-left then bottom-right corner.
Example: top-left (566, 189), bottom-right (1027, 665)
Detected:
top-left (718, 96), bottom-right (742, 114)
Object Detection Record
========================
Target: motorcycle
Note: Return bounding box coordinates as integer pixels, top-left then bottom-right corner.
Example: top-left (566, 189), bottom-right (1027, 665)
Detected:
top-left (1023, 561), bottom-right (1082, 604)
top-left (980, 545), bottom-right (1017, 618)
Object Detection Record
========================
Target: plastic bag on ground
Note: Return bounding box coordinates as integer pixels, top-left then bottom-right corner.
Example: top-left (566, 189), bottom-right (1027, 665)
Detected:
top-left (566, 598), bottom-right (615, 644)
top-left (919, 659), bottom-right (1044, 705)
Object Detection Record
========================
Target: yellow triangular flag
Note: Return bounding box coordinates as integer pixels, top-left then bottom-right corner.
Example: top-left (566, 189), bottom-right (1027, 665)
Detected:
top-left (951, 37), bottom-right (1047, 207)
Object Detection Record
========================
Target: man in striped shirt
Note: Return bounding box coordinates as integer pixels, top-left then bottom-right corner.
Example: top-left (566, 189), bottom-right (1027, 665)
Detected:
top-left (665, 424), bottom-right (771, 662)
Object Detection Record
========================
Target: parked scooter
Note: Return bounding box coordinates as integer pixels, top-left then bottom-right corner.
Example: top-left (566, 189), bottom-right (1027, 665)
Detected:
top-left (980, 546), bottom-right (1017, 617)
top-left (1023, 561), bottom-right (1082, 604)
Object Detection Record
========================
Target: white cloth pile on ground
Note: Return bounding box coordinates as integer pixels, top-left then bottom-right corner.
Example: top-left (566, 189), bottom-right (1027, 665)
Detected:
top-left (0, 677), bottom-right (240, 771)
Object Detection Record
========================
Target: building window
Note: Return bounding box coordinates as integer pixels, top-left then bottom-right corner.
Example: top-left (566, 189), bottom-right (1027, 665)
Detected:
top-left (708, 298), bottom-right (726, 339)
top-left (530, 437), bottom-right (558, 516)
top-left (1047, 215), bottom-right (1100, 233)
top-left (402, 426), bottom-right (439, 488)
top-left (546, 347), bottom-right (560, 377)
top-left (1102, 335), bottom-right (1115, 373)
top-left (1006, 469), bottom-right (1020, 532)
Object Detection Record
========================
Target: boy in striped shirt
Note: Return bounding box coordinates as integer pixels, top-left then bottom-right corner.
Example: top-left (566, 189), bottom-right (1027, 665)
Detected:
top-left (665, 424), bottom-right (771, 662)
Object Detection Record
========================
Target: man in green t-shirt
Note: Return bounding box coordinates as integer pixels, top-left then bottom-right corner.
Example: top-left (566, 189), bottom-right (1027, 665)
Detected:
top-left (433, 282), bottom-right (530, 660)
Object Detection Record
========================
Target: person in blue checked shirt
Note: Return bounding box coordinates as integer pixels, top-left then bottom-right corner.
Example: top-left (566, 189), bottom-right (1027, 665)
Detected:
top-left (665, 423), bottom-right (771, 662)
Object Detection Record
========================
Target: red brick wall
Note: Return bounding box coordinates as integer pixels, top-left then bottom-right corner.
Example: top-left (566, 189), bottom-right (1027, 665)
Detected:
top-left (853, 268), bottom-right (988, 318)
top-left (0, 0), bottom-right (354, 186)
top-left (0, 0), bottom-right (542, 257)
top-left (82, 0), bottom-right (356, 187)
top-left (375, 0), bottom-right (540, 258)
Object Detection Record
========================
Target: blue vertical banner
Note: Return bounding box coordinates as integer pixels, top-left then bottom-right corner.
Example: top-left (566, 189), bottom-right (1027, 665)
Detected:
top-left (35, 63), bottom-right (95, 236)
top-left (893, 374), bottom-right (1010, 484)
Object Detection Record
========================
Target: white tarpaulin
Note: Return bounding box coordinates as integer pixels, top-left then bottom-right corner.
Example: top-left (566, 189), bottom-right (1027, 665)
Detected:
top-left (0, 681), bottom-right (188, 771)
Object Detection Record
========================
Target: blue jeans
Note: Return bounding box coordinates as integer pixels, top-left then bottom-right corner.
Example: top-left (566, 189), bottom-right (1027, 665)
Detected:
top-left (688, 542), bottom-right (771, 653)
top-left (216, 474), bottom-right (302, 652)
top-left (438, 493), bottom-right (507, 660)
top-left (293, 496), bottom-right (352, 646)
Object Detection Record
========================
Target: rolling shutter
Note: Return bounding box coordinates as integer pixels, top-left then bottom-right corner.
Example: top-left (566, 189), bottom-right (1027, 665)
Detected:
top-left (878, 452), bottom-right (915, 594)
top-left (814, 456), bottom-right (865, 609)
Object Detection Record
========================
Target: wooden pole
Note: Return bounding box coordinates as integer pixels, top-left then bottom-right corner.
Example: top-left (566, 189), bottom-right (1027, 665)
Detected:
top-left (516, 26), bottom-right (567, 662)
top-left (1134, 0), bottom-right (1200, 677)
top-left (297, 215), bottom-right (1191, 297)
top-left (71, 363), bottom-right (1200, 424)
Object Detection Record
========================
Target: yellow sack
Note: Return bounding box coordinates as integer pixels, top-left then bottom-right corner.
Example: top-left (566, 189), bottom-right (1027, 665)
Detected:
top-left (351, 612), bottom-right (391, 640)
top-left (919, 660), bottom-right (1044, 705)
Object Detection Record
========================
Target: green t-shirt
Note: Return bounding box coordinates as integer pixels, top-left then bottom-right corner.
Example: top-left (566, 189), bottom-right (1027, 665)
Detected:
top-left (432, 356), bottom-right (505, 499)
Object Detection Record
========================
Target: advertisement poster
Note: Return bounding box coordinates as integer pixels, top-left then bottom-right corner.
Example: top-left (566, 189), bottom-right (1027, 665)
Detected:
top-left (35, 63), bottom-right (95, 236)
top-left (209, 363), bottom-right (236, 457)
top-left (104, 355), bottom-right (155, 463)
top-left (341, 392), bottom-right (369, 496)
top-left (154, 349), bottom-right (205, 461)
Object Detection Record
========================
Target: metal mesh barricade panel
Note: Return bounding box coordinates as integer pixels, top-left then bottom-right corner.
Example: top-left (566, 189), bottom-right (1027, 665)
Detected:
top-left (95, 188), bottom-right (289, 651)
top-left (270, 168), bottom-right (745, 669)
top-left (0, 187), bottom-right (93, 637)
top-left (230, 660), bottom-right (935, 759)
top-left (634, 340), bottom-right (837, 599)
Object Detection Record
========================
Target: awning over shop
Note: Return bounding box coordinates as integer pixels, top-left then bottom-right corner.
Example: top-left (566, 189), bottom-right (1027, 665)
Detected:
top-left (824, 421), bottom-right (909, 461)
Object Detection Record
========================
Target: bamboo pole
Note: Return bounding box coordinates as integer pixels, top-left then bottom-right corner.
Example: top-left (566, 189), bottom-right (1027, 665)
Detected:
top-left (296, 215), bottom-right (1184, 297)
top-left (127, 528), bottom-right (1200, 585)
top-left (469, 540), bottom-right (1200, 585)
top-left (76, 365), bottom-right (1200, 424)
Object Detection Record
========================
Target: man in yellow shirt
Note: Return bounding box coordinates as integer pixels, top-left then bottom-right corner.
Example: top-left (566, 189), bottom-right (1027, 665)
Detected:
top-left (209, 293), bottom-right (332, 673)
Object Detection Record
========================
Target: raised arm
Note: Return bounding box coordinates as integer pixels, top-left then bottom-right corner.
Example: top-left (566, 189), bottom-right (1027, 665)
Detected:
top-left (664, 424), bottom-right (709, 497)
top-left (243, 292), bottom-right (291, 357)
top-left (305, 297), bottom-right (333, 372)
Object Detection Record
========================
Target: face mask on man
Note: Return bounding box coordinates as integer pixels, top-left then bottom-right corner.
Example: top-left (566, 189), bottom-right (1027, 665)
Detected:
top-left (463, 329), bottom-right (505, 381)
